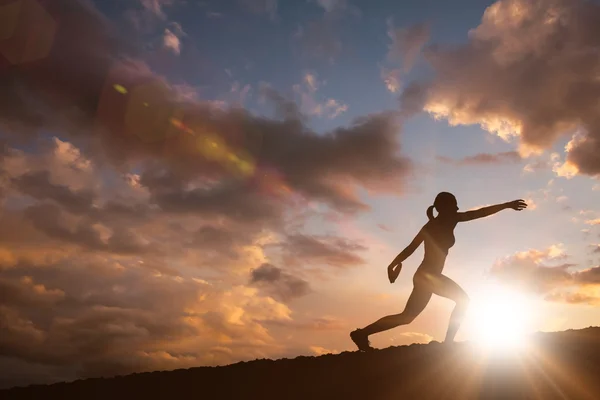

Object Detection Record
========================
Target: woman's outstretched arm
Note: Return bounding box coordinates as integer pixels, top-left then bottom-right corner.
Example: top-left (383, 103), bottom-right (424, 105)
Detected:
top-left (457, 199), bottom-right (527, 222)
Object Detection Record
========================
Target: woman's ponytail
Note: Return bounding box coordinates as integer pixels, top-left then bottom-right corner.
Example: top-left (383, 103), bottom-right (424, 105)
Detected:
top-left (426, 205), bottom-right (436, 220)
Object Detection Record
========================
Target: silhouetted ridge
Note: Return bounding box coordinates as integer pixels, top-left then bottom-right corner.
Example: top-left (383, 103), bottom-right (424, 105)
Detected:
top-left (2, 327), bottom-right (600, 400)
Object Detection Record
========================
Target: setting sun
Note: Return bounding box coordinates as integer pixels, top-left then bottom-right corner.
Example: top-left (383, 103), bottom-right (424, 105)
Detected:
top-left (466, 284), bottom-right (534, 350)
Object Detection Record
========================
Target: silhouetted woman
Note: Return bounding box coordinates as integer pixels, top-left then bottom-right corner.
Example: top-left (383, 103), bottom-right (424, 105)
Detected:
top-left (350, 192), bottom-right (527, 351)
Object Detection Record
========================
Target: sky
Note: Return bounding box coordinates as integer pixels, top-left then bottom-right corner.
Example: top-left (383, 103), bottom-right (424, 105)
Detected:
top-left (0, 0), bottom-right (599, 389)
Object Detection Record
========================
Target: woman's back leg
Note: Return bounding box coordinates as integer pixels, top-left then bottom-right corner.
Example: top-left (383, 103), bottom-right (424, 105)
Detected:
top-left (360, 286), bottom-right (432, 336)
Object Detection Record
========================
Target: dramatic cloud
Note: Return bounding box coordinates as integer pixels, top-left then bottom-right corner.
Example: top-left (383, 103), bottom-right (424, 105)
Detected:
top-left (437, 151), bottom-right (522, 166)
top-left (1, 1), bottom-right (413, 215)
top-left (402, 0), bottom-right (600, 176)
top-left (249, 263), bottom-right (312, 301)
top-left (0, 254), bottom-right (294, 380)
top-left (0, 0), bottom-right (415, 388)
top-left (490, 245), bottom-right (600, 305)
top-left (490, 246), bottom-right (573, 293)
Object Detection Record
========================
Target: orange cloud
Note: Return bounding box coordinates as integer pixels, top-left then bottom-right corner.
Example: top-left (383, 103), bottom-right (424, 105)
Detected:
top-left (401, 0), bottom-right (600, 177)
top-left (490, 245), bottom-right (600, 305)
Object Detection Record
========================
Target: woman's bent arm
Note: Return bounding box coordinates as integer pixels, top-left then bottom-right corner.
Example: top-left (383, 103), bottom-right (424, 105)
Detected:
top-left (388, 229), bottom-right (424, 267)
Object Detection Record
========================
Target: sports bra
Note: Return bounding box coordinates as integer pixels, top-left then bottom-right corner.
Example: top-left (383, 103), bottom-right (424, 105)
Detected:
top-left (424, 218), bottom-right (456, 253)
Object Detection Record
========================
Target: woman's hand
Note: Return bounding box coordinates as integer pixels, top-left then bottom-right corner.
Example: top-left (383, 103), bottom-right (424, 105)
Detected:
top-left (506, 199), bottom-right (528, 211)
top-left (388, 263), bottom-right (402, 284)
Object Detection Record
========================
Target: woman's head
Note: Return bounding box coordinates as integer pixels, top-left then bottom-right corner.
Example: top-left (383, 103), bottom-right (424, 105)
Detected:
top-left (427, 192), bottom-right (458, 220)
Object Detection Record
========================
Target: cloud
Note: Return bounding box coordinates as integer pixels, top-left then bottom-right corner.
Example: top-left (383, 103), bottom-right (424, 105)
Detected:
top-left (386, 19), bottom-right (430, 73)
top-left (139, 0), bottom-right (175, 19)
top-left (0, 248), bottom-right (295, 383)
top-left (309, 345), bottom-right (337, 355)
top-left (390, 332), bottom-right (434, 345)
top-left (1, 1), bottom-right (412, 216)
top-left (523, 197), bottom-right (538, 211)
top-left (490, 246), bottom-right (573, 294)
top-left (263, 316), bottom-right (345, 331)
top-left (249, 263), bottom-right (312, 301)
top-left (437, 151), bottom-right (521, 166)
top-left (304, 73), bottom-right (319, 92)
top-left (381, 67), bottom-right (402, 93)
top-left (292, 73), bottom-right (349, 119)
top-left (377, 224), bottom-right (393, 232)
top-left (323, 99), bottom-right (348, 119)
top-left (12, 171), bottom-right (95, 214)
top-left (544, 290), bottom-right (600, 305)
top-left (239, 0), bottom-right (278, 19)
top-left (0, 0), bottom-right (417, 388)
top-left (280, 234), bottom-right (367, 268)
top-left (575, 266), bottom-right (600, 285)
top-left (490, 245), bottom-right (600, 305)
top-left (523, 158), bottom-right (552, 174)
top-left (162, 23), bottom-right (186, 55)
top-left (402, 0), bottom-right (600, 176)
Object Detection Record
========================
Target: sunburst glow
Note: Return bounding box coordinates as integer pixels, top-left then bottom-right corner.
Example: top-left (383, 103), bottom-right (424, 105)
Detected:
top-left (466, 284), bottom-right (534, 351)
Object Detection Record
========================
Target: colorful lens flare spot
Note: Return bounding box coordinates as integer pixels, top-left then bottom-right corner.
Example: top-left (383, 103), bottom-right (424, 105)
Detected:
top-left (102, 77), bottom-right (260, 180)
top-left (124, 81), bottom-right (183, 144)
top-left (226, 150), bottom-right (256, 177)
top-left (113, 84), bottom-right (128, 94)
top-left (0, 0), bottom-right (57, 65)
top-left (168, 117), bottom-right (257, 178)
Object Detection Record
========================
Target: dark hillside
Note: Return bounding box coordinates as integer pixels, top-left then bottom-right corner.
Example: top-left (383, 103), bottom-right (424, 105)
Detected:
top-left (2, 327), bottom-right (600, 400)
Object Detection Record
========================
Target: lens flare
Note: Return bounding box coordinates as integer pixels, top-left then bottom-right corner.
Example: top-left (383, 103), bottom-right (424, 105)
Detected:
top-left (466, 283), bottom-right (534, 351)
top-left (0, 0), bottom-right (57, 65)
top-left (101, 76), bottom-right (263, 183)
top-left (113, 84), bottom-right (128, 94)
